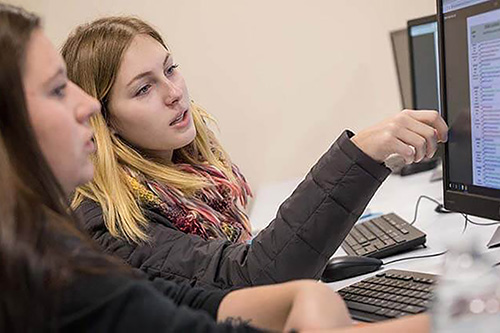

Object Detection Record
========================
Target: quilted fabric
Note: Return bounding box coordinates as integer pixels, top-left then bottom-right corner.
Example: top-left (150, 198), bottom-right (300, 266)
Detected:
top-left (76, 131), bottom-right (390, 290)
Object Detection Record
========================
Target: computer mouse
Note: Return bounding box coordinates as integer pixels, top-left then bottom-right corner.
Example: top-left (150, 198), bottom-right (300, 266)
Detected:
top-left (320, 256), bottom-right (383, 283)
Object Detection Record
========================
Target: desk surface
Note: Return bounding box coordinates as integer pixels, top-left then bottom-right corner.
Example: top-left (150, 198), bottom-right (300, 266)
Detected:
top-left (249, 169), bottom-right (500, 291)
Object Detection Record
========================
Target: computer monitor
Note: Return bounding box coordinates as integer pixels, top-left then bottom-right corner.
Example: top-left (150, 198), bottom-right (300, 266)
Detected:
top-left (390, 29), bottom-right (414, 109)
top-left (390, 18), bottom-right (441, 177)
top-left (438, 0), bottom-right (500, 232)
top-left (407, 15), bottom-right (444, 179)
top-left (408, 15), bottom-right (441, 112)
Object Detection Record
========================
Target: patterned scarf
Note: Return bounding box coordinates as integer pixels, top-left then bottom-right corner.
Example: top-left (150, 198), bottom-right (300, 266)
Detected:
top-left (126, 164), bottom-right (253, 243)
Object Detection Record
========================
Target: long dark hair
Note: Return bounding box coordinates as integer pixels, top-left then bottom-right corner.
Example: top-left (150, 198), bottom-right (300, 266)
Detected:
top-left (0, 4), bottom-right (122, 332)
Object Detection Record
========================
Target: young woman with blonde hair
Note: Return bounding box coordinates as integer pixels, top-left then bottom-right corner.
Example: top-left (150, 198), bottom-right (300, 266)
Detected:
top-left (62, 16), bottom-right (448, 289)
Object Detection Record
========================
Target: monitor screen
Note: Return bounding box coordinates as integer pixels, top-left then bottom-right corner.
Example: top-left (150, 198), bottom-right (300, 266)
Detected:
top-left (391, 29), bottom-right (414, 109)
top-left (439, 0), bottom-right (500, 219)
top-left (408, 16), bottom-right (441, 112)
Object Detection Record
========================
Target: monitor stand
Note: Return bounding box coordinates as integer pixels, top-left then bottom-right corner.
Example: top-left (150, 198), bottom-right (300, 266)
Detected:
top-left (429, 161), bottom-right (443, 182)
top-left (487, 226), bottom-right (500, 249)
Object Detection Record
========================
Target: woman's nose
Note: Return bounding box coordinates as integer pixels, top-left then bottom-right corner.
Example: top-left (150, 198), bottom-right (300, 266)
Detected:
top-left (162, 79), bottom-right (183, 106)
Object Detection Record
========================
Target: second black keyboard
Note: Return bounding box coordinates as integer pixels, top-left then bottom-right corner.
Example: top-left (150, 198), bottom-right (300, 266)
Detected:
top-left (338, 269), bottom-right (437, 322)
top-left (342, 213), bottom-right (426, 258)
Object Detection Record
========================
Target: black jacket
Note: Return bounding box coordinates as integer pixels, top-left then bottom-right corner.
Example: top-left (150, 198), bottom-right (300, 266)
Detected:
top-left (77, 131), bottom-right (390, 289)
top-left (56, 272), bottom-right (262, 332)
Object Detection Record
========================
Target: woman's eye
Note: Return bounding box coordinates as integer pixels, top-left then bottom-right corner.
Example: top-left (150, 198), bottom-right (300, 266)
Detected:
top-left (52, 84), bottom-right (67, 98)
top-left (165, 63), bottom-right (179, 76)
top-left (135, 84), bottom-right (152, 97)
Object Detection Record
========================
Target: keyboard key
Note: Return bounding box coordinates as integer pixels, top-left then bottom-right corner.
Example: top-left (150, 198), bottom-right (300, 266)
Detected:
top-left (354, 282), bottom-right (369, 288)
top-left (377, 286), bottom-right (389, 292)
top-left (372, 239), bottom-right (386, 249)
top-left (391, 302), bottom-right (408, 311)
top-left (380, 293), bottom-right (393, 301)
top-left (392, 295), bottom-right (405, 303)
top-left (385, 309), bottom-right (403, 318)
top-left (372, 218), bottom-right (398, 234)
top-left (355, 248), bottom-right (368, 255)
top-left (357, 225), bottom-right (377, 241)
top-left (351, 295), bottom-right (363, 302)
top-left (363, 245), bottom-right (377, 254)
top-left (383, 238), bottom-right (396, 247)
top-left (414, 291), bottom-right (428, 299)
top-left (350, 229), bottom-right (368, 244)
top-left (345, 301), bottom-right (381, 314)
top-left (345, 235), bottom-right (356, 246)
top-left (365, 221), bottom-right (385, 237)
top-left (402, 305), bottom-right (425, 314)
top-left (379, 235), bottom-right (390, 242)
top-left (375, 308), bottom-right (389, 316)
top-left (419, 300), bottom-right (431, 308)
top-left (357, 289), bottom-right (371, 297)
top-left (351, 244), bottom-right (363, 250)
top-left (400, 289), bottom-right (416, 297)
top-left (399, 296), bottom-right (413, 304)
top-left (351, 244), bottom-right (363, 251)
top-left (393, 236), bottom-right (405, 243)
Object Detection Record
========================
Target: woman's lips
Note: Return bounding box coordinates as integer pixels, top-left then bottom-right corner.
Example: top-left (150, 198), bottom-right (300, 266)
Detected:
top-left (170, 109), bottom-right (190, 128)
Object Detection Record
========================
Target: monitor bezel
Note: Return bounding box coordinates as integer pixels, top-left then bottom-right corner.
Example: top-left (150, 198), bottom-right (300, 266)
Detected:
top-left (437, 0), bottom-right (500, 221)
top-left (390, 28), bottom-right (414, 110)
top-left (407, 14), bottom-right (438, 111)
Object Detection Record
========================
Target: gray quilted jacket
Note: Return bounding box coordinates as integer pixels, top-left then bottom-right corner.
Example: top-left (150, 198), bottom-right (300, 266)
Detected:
top-left (76, 131), bottom-right (390, 289)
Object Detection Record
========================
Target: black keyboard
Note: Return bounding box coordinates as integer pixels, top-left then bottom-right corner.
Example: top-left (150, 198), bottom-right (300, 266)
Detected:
top-left (338, 269), bottom-right (437, 322)
top-left (342, 213), bottom-right (426, 258)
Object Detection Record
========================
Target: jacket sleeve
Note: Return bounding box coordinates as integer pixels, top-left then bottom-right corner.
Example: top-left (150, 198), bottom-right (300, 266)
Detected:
top-left (59, 274), bottom-right (262, 333)
top-left (148, 275), bottom-right (230, 318)
top-left (77, 130), bottom-right (390, 289)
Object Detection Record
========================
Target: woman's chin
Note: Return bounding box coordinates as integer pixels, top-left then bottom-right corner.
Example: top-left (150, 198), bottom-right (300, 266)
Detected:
top-left (78, 164), bottom-right (95, 187)
top-left (175, 126), bottom-right (197, 150)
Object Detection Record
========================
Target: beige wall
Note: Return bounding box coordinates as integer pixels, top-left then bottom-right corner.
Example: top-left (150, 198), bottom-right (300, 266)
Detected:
top-left (9, 0), bottom-right (436, 190)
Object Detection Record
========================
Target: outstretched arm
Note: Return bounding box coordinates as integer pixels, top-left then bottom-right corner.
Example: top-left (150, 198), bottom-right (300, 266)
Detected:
top-left (218, 280), bottom-right (352, 332)
top-left (218, 280), bottom-right (429, 333)
top-left (77, 111), bottom-right (448, 290)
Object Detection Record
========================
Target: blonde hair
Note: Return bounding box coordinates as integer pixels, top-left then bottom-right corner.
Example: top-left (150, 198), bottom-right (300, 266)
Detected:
top-left (62, 17), bottom-right (240, 244)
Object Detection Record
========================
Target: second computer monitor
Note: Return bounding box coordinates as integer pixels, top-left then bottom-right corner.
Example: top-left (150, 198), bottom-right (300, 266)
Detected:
top-left (408, 15), bottom-right (441, 112)
top-left (391, 29), bottom-right (414, 110)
